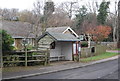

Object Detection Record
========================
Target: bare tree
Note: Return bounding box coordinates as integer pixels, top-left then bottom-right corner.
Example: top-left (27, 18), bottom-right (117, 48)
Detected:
top-left (1, 8), bottom-right (19, 21)
top-left (85, 0), bottom-right (99, 14)
top-left (18, 10), bottom-right (34, 23)
top-left (107, 1), bottom-right (118, 42)
top-left (47, 7), bottom-right (73, 27)
top-left (42, 0), bottom-right (55, 32)
top-left (33, 0), bottom-right (44, 16)
top-left (32, 0), bottom-right (44, 48)
top-left (58, 1), bottom-right (78, 19)
top-left (10, 8), bottom-right (19, 20)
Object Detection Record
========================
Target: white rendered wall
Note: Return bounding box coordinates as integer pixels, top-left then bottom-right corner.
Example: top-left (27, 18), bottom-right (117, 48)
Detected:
top-left (50, 42), bottom-right (73, 61)
top-left (50, 42), bottom-right (62, 61)
top-left (61, 42), bottom-right (73, 60)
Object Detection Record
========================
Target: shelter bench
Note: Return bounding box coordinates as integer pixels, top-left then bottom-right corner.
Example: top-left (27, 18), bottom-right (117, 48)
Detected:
top-left (50, 55), bottom-right (65, 61)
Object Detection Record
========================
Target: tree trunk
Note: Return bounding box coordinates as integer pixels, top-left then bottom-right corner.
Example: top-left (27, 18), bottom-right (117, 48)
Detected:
top-left (113, 2), bottom-right (118, 42)
top-left (113, 18), bottom-right (117, 42)
top-left (118, 1), bottom-right (120, 48)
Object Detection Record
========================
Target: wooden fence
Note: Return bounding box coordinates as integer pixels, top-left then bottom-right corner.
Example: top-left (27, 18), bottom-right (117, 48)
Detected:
top-left (2, 50), bottom-right (50, 67)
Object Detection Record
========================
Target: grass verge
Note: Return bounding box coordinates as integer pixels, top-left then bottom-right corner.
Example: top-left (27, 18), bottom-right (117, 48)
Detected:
top-left (80, 52), bottom-right (119, 63)
top-left (117, 48), bottom-right (120, 50)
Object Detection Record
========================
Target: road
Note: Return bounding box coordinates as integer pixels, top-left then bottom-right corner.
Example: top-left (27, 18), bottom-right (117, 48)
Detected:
top-left (21, 59), bottom-right (119, 79)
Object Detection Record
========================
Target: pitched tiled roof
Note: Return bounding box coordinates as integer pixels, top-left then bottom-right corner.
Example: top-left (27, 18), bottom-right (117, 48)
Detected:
top-left (0, 21), bottom-right (40, 38)
top-left (46, 26), bottom-right (79, 37)
top-left (38, 32), bottom-right (80, 42)
top-left (46, 26), bottom-right (68, 33)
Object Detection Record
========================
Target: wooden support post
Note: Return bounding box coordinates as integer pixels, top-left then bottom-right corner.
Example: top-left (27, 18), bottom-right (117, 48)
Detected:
top-left (25, 46), bottom-right (27, 67)
top-left (78, 52), bottom-right (80, 62)
top-left (47, 49), bottom-right (50, 64)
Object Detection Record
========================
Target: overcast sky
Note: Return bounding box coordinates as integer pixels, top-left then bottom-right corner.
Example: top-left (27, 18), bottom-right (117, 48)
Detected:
top-left (0, 0), bottom-right (119, 13)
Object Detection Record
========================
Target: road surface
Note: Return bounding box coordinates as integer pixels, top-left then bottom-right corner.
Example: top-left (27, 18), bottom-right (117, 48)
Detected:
top-left (22, 59), bottom-right (119, 79)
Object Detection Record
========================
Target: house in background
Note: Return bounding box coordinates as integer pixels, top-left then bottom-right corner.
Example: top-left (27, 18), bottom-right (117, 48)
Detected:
top-left (37, 27), bottom-right (81, 61)
top-left (1, 20), bottom-right (39, 50)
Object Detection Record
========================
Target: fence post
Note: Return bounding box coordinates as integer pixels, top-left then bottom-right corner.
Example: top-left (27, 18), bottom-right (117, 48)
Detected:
top-left (25, 46), bottom-right (27, 67)
top-left (44, 51), bottom-right (47, 66)
top-left (47, 48), bottom-right (50, 64)
top-left (1, 56), bottom-right (3, 68)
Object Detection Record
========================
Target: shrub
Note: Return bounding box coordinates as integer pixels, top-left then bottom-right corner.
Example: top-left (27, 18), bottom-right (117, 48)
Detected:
top-left (0, 30), bottom-right (14, 54)
top-left (27, 45), bottom-right (34, 51)
top-left (81, 42), bottom-right (88, 47)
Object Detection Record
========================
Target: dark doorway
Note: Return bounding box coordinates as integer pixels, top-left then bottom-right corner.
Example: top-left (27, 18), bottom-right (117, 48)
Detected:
top-left (91, 47), bottom-right (95, 53)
